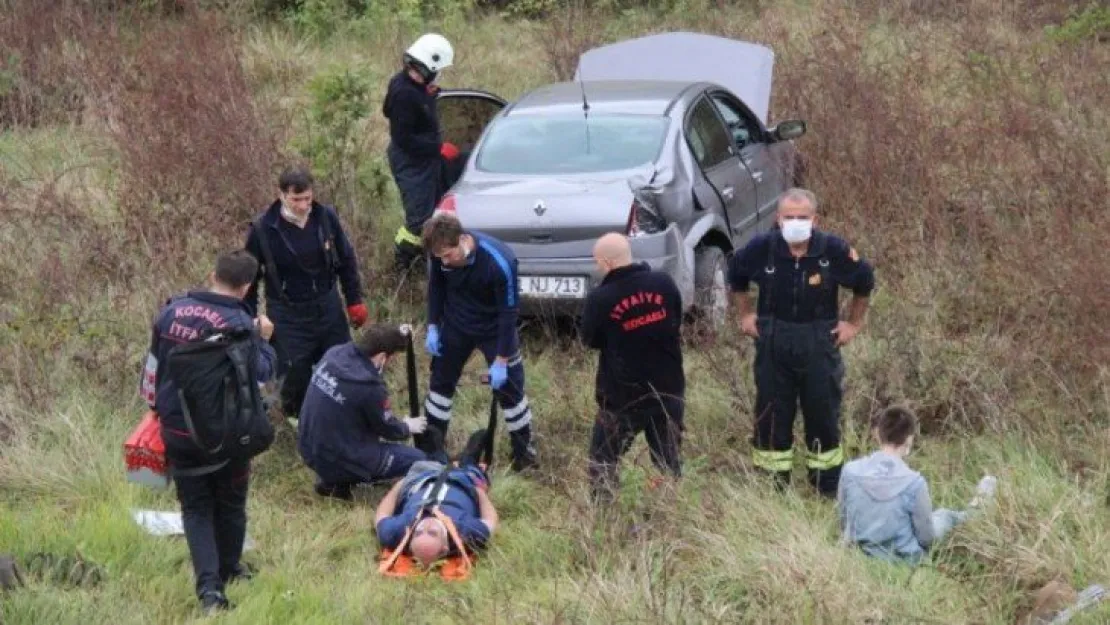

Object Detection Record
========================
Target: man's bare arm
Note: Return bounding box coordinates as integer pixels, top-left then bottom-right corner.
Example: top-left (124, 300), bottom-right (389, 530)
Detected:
top-left (476, 487), bottom-right (499, 533)
top-left (846, 294), bottom-right (869, 326)
top-left (734, 291), bottom-right (756, 319)
top-left (732, 291), bottom-right (759, 337)
top-left (374, 479), bottom-right (407, 527)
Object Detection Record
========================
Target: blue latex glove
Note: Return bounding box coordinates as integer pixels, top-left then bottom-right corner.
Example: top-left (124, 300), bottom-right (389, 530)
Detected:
top-left (425, 325), bottom-right (442, 357)
top-left (489, 361), bottom-right (508, 390)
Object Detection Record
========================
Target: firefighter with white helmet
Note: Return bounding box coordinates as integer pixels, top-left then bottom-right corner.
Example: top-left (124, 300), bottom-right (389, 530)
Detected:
top-left (383, 33), bottom-right (460, 273)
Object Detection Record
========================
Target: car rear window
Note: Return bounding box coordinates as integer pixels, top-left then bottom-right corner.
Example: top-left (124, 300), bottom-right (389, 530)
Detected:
top-left (475, 114), bottom-right (668, 174)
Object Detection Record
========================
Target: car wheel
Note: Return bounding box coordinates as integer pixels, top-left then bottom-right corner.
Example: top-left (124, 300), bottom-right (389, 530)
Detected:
top-left (694, 246), bottom-right (728, 330)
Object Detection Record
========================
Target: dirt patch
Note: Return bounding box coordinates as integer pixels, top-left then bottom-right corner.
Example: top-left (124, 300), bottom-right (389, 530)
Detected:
top-left (1014, 580), bottom-right (1078, 625)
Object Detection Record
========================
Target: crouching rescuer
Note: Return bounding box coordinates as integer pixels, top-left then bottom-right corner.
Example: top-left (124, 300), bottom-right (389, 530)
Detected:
top-left (139, 250), bottom-right (277, 614)
top-left (727, 188), bottom-right (875, 496)
top-left (297, 323), bottom-right (430, 501)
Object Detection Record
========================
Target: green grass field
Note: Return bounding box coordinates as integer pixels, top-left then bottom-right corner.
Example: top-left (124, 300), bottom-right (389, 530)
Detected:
top-left (2, 0), bottom-right (1109, 623)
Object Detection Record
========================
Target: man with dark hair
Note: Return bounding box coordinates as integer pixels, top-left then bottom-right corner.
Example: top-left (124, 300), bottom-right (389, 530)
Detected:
top-left (580, 233), bottom-right (685, 502)
top-left (837, 405), bottom-right (998, 563)
top-left (382, 33), bottom-right (460, 272)
top-left (728, 188), bottom-right (876, 497)
top-left (419, 212), bottom-right (538, 472)
top-left (297, 323), bottom-right (429, 501)
top-left (139, 249), bottom-right (277, 615)
top-left (244, 166), bottom-right (368, 419)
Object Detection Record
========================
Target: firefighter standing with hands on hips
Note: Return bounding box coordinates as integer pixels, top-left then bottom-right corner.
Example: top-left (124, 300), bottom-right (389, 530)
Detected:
top-left (382, 33), bottom-right (461, 273)
top-left (728, 188), bottom-right (875, 497)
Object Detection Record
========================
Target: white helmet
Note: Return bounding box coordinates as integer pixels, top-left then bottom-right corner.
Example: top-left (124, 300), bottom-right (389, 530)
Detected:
top-left (404, 33), bottom-right (454, 79)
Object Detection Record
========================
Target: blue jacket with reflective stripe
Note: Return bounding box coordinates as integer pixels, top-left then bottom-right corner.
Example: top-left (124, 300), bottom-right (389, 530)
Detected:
top-left (427, 230), bottom-right (519, 357)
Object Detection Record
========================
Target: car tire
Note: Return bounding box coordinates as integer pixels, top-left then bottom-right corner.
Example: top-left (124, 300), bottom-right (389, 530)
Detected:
top-left (693, 246), bottom-right (728, 330)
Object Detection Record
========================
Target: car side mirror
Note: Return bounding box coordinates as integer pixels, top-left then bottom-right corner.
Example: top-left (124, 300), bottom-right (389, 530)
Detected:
top-left (771, 119), bottom-right (807, 142)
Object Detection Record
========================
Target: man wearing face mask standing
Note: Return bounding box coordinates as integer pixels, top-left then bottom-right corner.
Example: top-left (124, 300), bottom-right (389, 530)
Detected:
top-left (727, 188), bottom-right (875, 497)
top-left (245, 167), bottom-right (368, 419)
top-left (383, 33), bottom-right (460, 273)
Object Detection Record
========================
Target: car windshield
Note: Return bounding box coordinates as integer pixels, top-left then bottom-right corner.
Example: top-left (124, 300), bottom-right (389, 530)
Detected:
top-left (476, 114), bottom-right (668, 174)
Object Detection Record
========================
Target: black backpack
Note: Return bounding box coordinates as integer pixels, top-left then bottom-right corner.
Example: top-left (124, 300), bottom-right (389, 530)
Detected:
top-left (165, 326), bottom-right (274, 465)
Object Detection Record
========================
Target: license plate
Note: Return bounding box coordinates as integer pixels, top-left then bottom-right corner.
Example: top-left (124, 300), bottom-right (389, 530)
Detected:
top-left (519, 275), bottom-right (587, 299)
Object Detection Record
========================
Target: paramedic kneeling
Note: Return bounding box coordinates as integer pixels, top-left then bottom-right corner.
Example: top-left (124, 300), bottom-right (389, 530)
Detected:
top-left (374, 438), bottom-right (498, 568)
top-left (298, 323), bottom-right (429, 501)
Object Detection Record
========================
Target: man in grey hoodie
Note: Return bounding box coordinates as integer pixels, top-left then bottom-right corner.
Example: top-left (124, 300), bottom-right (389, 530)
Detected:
top-left (837, 406), bottom-right (997, 563)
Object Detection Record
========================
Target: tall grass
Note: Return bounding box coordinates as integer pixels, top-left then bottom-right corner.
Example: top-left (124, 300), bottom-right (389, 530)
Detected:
top-left (1, 0), bottom-right (1109, 622)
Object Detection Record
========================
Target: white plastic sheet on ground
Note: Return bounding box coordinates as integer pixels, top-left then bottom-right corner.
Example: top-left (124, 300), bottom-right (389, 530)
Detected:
top-left (131, 509), bottom-right (255, 551)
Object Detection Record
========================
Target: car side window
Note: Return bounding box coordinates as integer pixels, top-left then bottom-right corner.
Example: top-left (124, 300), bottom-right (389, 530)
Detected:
top-left (710, 94), bottom-right (761, 149)
top-left (685, 98), bottom-right (733, 169)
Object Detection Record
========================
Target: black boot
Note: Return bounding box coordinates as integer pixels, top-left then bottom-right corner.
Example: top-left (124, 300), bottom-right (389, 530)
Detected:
top-left (509, 426), bottom-right (538, 473)
top-left (808, 465), bottom-right (842, 499)
top-left (457, 428), bottom-right (488, 467)
top-left (765, 469), bottom-right (791, 492)
top-left (415, 417), bottom-right (450, 464)
top-left (222, 562), bottom-right (254, 585)
top-left (393, 240), bottom-right (424, 275)
top-left (200, 590), bottom-right (230, 615)
top-left (313, 478), bottom-right (354, 502)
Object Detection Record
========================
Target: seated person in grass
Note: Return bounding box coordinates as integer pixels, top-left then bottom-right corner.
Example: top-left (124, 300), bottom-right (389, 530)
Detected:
top-left (297, 323), bottom-right (430, 501)
top-left (837, 406), bottom-right (997, 563)
top-left (374, 430), bottom-right (498, 569)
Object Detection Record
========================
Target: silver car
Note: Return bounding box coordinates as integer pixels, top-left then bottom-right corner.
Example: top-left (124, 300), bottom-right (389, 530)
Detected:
top-left (433, 32), bottom-right (807, 325)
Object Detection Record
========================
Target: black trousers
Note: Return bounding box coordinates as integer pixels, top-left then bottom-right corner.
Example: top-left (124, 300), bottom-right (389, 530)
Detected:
top-left (588, 396), bottom-right (684, 500)
top-left (752, 318), bottom-right (845, 494)
top-left (422, 324), bottom-right (534, 461)
top-left (387, 143), bottom-right (447, 267)
top-left (269, 288), bottom-right (351, 416)
top-left (172, 460), bottom-right (250, 598)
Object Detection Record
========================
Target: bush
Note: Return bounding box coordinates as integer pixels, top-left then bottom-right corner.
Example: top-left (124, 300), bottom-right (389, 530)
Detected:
top-left (0, 3), bottom-right (283, 409)
top-left (0, 2), bottom-right (88, 127)
top-left (1046, 3), bottom-right (1110, 42)
top-left (292, 65), bottom-right (394, 241)
top-left (79, 5), bottom-right (281, 264)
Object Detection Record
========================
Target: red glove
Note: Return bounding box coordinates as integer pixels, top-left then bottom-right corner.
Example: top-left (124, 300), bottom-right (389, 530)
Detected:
top-left (346, 303), bottom-right (369, 328)
top-left (440, 142), bottom-right (460, 161)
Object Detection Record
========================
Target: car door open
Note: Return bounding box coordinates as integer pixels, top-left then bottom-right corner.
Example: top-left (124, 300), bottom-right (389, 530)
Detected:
top-left (436, 89), bottom-right (507, 190)
top-left (686, 95), bottom-right (757, 240)
top-left (708, 91), bottom-right (775, 230)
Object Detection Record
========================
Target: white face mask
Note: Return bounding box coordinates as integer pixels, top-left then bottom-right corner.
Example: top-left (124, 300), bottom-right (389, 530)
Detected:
top-left (781, 218), bottom-right (813, 244)
top-left (281, 202), bottom-right (309, 228)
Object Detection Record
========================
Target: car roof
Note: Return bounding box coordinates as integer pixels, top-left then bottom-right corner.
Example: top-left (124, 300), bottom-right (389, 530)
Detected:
top-left (504, 80), bottom-right (698, 117)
